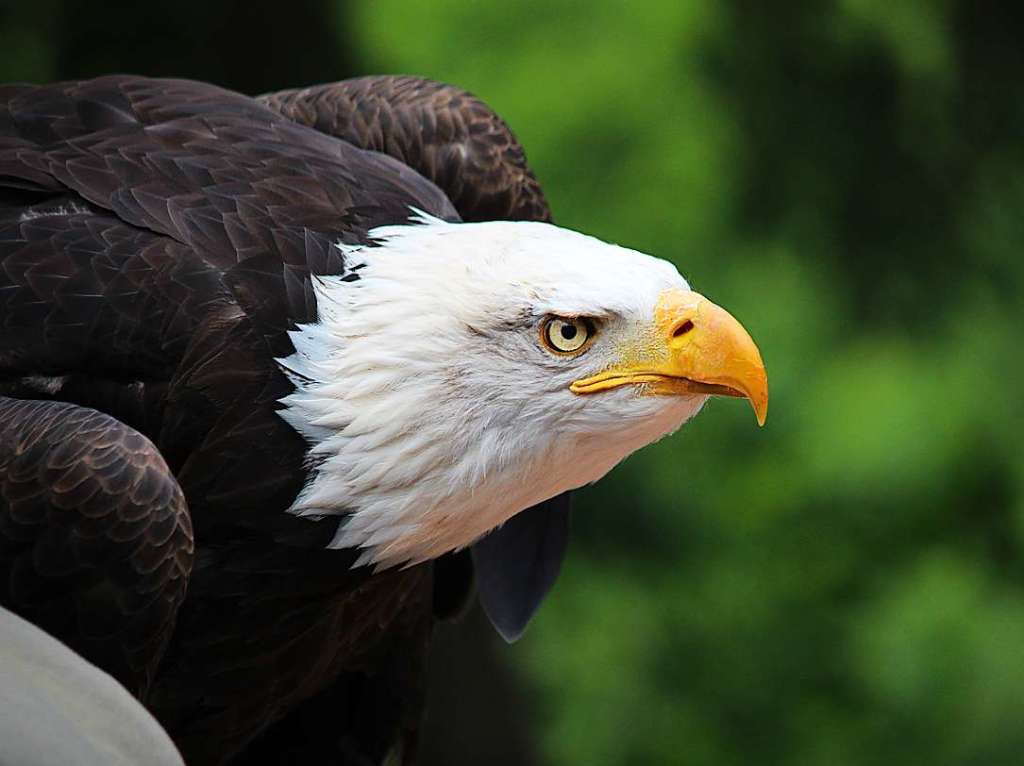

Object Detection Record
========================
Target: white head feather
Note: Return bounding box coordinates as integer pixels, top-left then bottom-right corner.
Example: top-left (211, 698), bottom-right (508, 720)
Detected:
top-left (278, 213), bottom-right (706, 568)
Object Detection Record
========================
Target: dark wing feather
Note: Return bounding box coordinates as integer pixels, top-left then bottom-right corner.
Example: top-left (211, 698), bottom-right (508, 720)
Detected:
top-left (0, 396), bottom-right (193, 698)
top-left (0, 199), bottom-right (226, 385)
top-left (1, 76), bottom-right (458, 330)
top-left (260, 75), bottom-right (552, 223)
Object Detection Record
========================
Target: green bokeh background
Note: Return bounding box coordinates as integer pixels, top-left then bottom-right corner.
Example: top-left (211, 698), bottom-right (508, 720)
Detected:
top-left (2, 0), bottom-right (1023, 763)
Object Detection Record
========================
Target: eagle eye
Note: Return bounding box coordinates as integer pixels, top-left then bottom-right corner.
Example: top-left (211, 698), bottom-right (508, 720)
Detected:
top-left (541, 316), bottom-right (594, 355)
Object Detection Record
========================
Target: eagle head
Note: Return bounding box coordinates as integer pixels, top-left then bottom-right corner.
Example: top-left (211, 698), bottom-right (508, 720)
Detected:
top-left (278, 213), bottom-right (767, 569)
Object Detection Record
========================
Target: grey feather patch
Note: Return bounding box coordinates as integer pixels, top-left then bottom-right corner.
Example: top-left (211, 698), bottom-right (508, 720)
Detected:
top-left (471, 492), bottom-right (571, 643)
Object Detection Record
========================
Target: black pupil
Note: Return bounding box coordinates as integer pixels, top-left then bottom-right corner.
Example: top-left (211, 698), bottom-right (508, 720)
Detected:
top-left (560, 323), bottom-right (578, 341)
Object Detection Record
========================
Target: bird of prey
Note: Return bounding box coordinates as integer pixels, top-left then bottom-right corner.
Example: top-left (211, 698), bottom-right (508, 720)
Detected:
top-left (0, 75), bottom-right (767, 765)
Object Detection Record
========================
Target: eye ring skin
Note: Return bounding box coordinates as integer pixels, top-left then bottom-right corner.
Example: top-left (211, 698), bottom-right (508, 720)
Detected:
top-left (540, 316), bottom-right (596, 356)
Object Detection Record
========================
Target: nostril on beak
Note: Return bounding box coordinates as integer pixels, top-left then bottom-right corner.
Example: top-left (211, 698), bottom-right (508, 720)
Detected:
top-left (671, 319), bottom-right (695, 339)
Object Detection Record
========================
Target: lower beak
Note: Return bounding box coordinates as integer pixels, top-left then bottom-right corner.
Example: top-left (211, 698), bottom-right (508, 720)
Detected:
top-left (570, 289), bottom-right (769, 426)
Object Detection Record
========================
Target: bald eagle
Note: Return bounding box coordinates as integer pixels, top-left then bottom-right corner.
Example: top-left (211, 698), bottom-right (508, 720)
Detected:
top-left (0, 75), bottom-right (766, 765)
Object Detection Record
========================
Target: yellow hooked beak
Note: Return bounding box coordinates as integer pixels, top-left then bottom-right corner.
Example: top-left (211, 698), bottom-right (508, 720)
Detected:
top-left (569, 289), bottom-right (769, 426)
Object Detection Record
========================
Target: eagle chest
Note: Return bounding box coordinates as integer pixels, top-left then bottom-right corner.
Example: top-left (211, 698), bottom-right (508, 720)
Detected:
top-left (150, 554), bottom-right (434, 765)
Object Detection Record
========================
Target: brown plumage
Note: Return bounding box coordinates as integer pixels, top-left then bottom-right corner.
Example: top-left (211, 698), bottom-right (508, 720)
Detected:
top-left (0, 396), bottom-right (192, 699)
top-left (259, 75), bottom-right (551, 224)
top-left (0, 74), bottom-right (554, 765)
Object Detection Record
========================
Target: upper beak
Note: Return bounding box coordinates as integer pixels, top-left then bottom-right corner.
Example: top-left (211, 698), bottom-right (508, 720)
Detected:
top-left (570, 289), bottom-right (769, 426)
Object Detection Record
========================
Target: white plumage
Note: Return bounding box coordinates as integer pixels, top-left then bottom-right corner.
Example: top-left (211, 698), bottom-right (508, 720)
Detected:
top-left (278, 213), bottom-right (708, 568)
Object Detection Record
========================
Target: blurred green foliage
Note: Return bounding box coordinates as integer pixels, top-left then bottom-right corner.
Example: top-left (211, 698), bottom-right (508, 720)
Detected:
top-left (3, 0), bottom-right (1023, 762)
top-left (352, 1), bottom-right (1024, 764)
